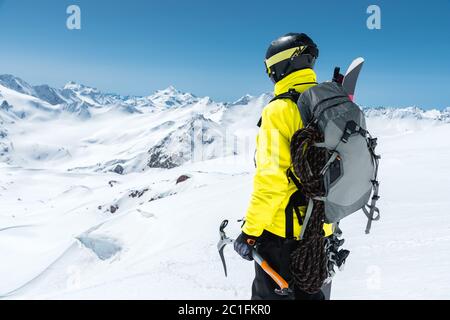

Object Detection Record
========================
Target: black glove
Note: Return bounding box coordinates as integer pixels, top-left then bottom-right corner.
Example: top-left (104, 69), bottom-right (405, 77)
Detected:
top-left (234, 232), bottom-right (257, 261)
top-left (332, 67), bottom-right (345, 84)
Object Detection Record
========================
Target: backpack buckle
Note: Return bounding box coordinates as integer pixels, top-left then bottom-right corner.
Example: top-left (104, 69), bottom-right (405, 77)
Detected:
top-left (341, 121), bottom-right (357, 143)
top-left (368, 137), bottom-right (378, 149)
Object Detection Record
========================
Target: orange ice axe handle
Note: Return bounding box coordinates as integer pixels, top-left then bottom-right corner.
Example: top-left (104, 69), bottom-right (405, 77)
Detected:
top-left (218, 220), bottom-right (292, 296)
top-left (252, 250), bottom-right (292, 296)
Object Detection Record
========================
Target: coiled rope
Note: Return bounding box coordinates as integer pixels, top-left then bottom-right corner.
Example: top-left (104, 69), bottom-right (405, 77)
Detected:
top-left (289, 126), bottom-right (329, 294)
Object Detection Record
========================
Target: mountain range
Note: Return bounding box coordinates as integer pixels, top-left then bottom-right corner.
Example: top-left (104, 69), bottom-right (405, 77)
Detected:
top-left (1, 73), bottom-right (449, 173)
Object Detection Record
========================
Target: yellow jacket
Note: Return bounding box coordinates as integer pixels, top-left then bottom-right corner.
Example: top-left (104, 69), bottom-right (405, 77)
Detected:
top-left (243, 69), bottom-right (333, 239)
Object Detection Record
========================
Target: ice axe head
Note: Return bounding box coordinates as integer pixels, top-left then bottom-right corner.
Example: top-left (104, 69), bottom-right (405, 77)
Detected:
top-left (217, 219), bottom-right (292, 297)
top-left (218, 220), bottom-right (234, 277)
top-left (219, 220), bottom-right (229, 240)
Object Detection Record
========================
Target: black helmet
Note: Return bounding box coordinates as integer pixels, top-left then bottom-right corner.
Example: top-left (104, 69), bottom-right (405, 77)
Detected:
top-left (264, 33), bottom-right (319, 83)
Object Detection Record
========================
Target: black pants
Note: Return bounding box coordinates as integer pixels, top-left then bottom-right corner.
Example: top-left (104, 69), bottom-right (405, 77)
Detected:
top-left (251, 231), bottom-right (331, 300)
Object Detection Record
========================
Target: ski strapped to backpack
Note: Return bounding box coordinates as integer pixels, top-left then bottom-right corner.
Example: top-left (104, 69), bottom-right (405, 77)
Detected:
top-left (271, 82), bottom-right (381, 236)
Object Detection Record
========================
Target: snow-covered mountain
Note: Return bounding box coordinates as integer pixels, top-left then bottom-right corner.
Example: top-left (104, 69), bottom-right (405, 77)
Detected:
top-left (0, 75), bottom-right (264, 173)
top-left (0, 74), bottom-right (37, 97)
top-left (1, 74), bottom-right (450, 300)
top-left (148, 85), bottom-right (200, 108)
top-left (1, 74), bottom-right (448, 173)
top-left (363, 106), bottom-right (450, 122)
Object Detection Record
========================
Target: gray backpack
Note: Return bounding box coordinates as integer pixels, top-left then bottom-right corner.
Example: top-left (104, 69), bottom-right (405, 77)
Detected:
top-left (274, 82), bottom-right (380, 235)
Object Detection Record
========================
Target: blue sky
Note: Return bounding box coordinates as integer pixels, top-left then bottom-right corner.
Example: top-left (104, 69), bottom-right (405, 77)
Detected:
top-left (0, 0), bottom-right (449, 108)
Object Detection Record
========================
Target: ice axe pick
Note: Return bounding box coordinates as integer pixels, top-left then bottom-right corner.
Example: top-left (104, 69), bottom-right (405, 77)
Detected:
top-left (217, 219), bottom-right (292, 296)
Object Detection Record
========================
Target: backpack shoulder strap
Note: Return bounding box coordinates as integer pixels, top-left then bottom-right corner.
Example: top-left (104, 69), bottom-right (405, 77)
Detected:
top-left (257, 89), bottom-right (300, 128)
top-left (270, 89), bottom-right (300, 104)
top-left (285, 169), bottom-right (308, 239)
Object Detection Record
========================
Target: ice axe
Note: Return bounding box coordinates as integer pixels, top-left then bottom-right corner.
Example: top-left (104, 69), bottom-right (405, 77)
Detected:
top-left (217, 220), bottom-right (292, 296)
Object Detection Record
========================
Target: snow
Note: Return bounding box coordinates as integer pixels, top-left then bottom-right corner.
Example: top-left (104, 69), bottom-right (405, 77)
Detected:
top-left (1, 74), bottom-right (450, 299)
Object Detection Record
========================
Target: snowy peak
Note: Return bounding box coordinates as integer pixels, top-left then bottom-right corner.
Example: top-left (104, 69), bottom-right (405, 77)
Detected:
top-left (227, 93), bottom-right (273, 108)
top-left (147, 113), bottom-right (236, 169)
top-left (62, 81), bottom-right (129, 107)
top-left (63, 81), bottom-right (100, 95)
top-left (33, 84), bottom-right (68, 105)
top-left (63, 81), bottom-right (83, 90)
top-left (229, 94), bottom-right (254, 106)
top-left (148, 86), bottom-right (198, 108)
top-left (0, 74), bottom-right (36, 96)
top-left (156, 85), bottom-right (180, 96)
top-left (363, 106), bottom-right (450, 122)
top-left (0, 75), bottom-right (71, 107)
